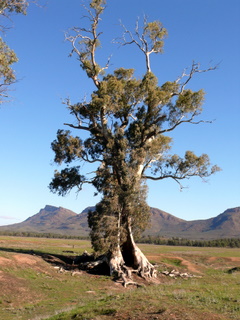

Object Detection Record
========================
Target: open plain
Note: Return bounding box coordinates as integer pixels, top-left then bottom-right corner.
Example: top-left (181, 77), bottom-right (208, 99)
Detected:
top-left (0, 236), bottom-right (239, 320)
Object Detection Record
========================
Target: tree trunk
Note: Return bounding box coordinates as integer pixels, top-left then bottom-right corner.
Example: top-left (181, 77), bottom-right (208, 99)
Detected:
top-left (121, 218), bottom-right (156, 279)
top-left (108, 210), bottom-right (127, 277)
top-left (107, 218), bottom-right (156, 286)
top-left (108, 245), bottom-right (125, 277)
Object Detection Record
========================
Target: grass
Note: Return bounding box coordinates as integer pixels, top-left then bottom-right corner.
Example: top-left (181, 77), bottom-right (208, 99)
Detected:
top-left (0, 236), bottom-right (92, 255)
top-left (160, 257), bottom-right (182, 267)
top-left (0, 236), bottom-right (240, 320)
top-left (139, 243), bottom-right (240, 258)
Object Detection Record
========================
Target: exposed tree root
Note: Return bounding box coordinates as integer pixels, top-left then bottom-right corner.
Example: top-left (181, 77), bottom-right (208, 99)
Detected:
top-left (42, 249), bottom-right (157, 287)
top-left (132, 245), bottom-right (157, 279)
top-left (120, 273), bottom-right (144, 288)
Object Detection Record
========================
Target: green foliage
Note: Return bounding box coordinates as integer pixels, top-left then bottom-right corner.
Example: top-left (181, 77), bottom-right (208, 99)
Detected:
top-left (140, 236), bottom-right (240, 248)
top-left (0, 37), bottom-right (18, 81)
top-left (0, 0), bottom-right (29, 103)
top-left (88, 207), bottom-right (120, 254)
top-left (0, 37), bottom-right (18, 102)
top-left (49, 167), bottom-right (85, 196)
top-left (0, 0), bottom-right (28, 15)
top-left (143, 20), bottom-right (168, 53)
top-left (176, 89), bottom-right (204, 112)
top-left (90, 0), bottom-right (106, 11)
top-left (51, 130), bottom-right (83, 164)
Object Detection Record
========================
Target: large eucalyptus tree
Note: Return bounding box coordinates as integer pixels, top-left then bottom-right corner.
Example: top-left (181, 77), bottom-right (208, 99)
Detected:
top-left (50, 0), bottom-right (219, 281)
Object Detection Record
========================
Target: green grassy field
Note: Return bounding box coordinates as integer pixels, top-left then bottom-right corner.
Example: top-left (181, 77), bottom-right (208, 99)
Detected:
top-left (0, 236), bottom-right (239, 320)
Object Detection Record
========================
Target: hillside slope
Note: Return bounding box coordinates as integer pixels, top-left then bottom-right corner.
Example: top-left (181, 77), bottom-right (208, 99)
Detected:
top-left (0, 205), bottom-right (239, 240)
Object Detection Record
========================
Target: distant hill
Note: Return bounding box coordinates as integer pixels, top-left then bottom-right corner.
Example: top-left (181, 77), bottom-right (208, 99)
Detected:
top-left (146, 207), bottom-right (240, 240)
top-left (0, 205), bottom-right (240, 240)
top-left (0, 205), bottom-right (91, 237)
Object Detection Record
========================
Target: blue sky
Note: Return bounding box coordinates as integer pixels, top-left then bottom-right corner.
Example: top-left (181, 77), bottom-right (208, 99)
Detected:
top-left (0, 0), bottom-right (239, 225)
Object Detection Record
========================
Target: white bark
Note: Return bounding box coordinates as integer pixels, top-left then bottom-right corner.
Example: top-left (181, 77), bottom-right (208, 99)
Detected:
top-left (126, 219), bottom-right (157, 278)
top-left (109, 246), bottom-right (125, 276)
top-left (136, 164), bottom-right (144, 177)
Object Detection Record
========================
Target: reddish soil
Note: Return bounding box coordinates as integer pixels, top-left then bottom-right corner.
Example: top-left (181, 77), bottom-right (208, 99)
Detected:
top-left (148, 254), bottom-right (203, 274)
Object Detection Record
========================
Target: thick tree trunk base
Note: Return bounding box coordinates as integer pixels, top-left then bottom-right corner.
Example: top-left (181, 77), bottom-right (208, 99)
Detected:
top-left (110, 252), bottom-right (157, 287)
top-left (79, 245), bottom-right (157, 287)
top-left (130, 244), bottom-right (157, 279)
top-left (107, 247), bottom-right (143, 287)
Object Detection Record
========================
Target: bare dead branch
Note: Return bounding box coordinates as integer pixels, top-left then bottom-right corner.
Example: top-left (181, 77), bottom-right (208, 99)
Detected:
top-left (175, 61), bottom-right (218, 94)
top-left (114, 16), bottom-right (167, 73)
top-left (116, 19), bottom-right (152, 72)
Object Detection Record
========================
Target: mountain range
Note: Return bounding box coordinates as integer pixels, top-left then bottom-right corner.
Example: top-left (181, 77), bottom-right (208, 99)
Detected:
top-left (0, 205), bottom-right (240, 240)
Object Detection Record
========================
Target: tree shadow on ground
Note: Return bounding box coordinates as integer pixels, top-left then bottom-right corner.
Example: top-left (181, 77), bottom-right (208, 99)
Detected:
top-left (0, 247), bottom-right (110, 275)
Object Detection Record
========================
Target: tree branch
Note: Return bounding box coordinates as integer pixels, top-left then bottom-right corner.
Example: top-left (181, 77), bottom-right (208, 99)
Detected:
top-left (175, 61), bottom-right (218, 95)
top-left (115, 17), bottom-right (167, 73)
top-left (81, 152), bottom-right (102, 164)
top-left (63, 122), bottom-right (91, 131)
top-left (143, 173), bottom-right (186, 189)
top-left (160, 112), bottom-right (214, 135)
